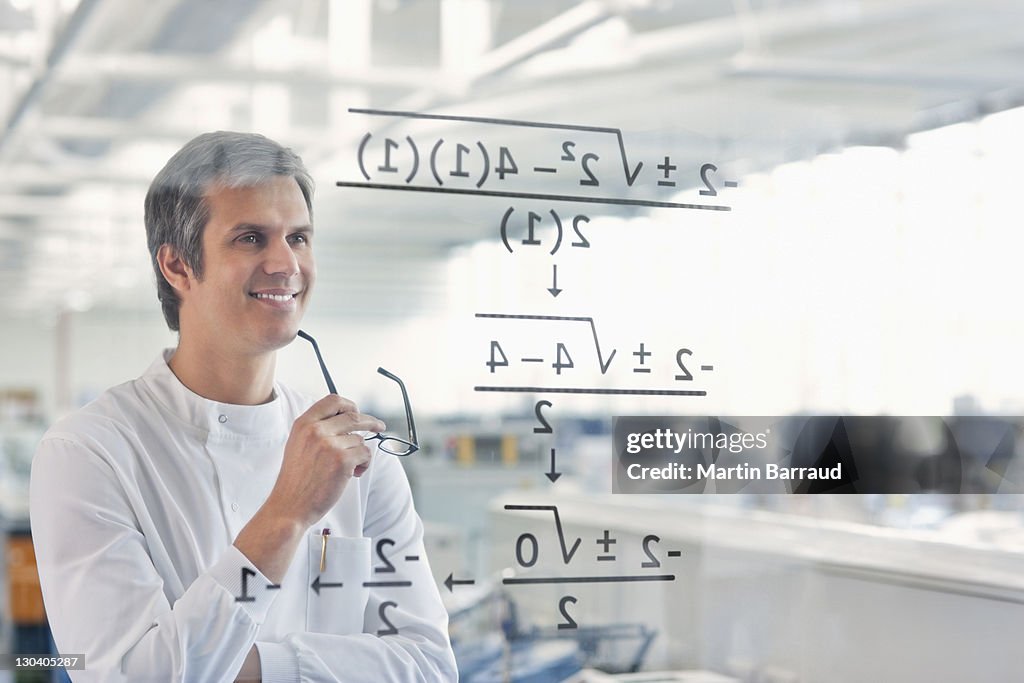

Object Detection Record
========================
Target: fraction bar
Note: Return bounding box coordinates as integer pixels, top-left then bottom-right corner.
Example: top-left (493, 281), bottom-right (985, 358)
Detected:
top-left (475, 386), bottom-right (707, 396)
top-left (363, 581), bottom-right (414, 588)
top-left (335, 182), bottom-right (731, 211)
top-left (477, 313), bottom-right (590, 322)
top-left (503, 574), bottom-right (675, 585)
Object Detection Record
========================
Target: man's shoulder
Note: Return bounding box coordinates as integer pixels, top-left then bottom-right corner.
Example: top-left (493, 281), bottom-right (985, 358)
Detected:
top-left (42, 376), bottom-right (153, 449)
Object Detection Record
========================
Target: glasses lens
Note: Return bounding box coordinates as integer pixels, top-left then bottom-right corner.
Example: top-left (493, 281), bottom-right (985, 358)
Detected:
top-left (377, 437), bottom-right (417, 456)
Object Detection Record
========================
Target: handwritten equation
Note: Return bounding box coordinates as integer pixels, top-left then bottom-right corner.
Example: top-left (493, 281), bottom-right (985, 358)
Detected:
top-left (338, 108), bottom-right (734, 486)
top-left (340, 108), bottom-right (739, 211)
top-left (499, 504), bottom-right (680, 630)
top-left (234, 536), bottom-right (420, 637)
top-left (475, 313), bottom-right (712, 396)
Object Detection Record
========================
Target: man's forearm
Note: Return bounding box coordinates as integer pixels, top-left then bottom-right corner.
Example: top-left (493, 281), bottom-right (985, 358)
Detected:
top-left (233, 500), bottom-right (305, 584)
top-left (235, 645), bottom-right (262, 682)
top-left (232, 501), bottom-right (304, 682)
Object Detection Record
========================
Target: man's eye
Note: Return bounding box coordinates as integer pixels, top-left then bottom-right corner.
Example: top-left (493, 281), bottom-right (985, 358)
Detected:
top-left (238, 234), bottom-right (260, 244)
top-left (290, 233), bottom-right (309, 244)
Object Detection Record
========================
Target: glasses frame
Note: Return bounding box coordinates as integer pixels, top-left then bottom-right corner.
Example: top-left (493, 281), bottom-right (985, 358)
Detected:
top-left (297, 329), bottom-right (419, 456)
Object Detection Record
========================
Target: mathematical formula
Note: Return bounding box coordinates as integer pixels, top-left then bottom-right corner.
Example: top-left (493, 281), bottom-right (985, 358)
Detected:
top-left (356, 132), bottom-right (735, 199)
top-left (338, 107), bottom-right (739, 212)
top-left (333, 109), bottom-right (733, 631)
top-left (475, 313), bottom-right (713, 397)
top-left (234, 536), bottom-right (420, 637)
top-left (500, 505), bottom-right (680, 630)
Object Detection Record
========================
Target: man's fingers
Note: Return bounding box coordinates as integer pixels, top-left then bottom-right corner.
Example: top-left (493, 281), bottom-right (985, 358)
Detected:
top-left (326, 433), bottom-right (374, 455)
top-left (321, 411), bottom-right (386, 436)
top-left (323, 435), bottom-right (375, 474)
top-left (302, 395), bottom-right (386, 434)
top-left (302, 394), bottom-right (359, 421)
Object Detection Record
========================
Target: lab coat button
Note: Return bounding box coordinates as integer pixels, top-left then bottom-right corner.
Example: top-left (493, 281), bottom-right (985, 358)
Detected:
top-left (218, 414), bottom-right (228, 423)
top-left (231, 502), bottom-right (239, 512)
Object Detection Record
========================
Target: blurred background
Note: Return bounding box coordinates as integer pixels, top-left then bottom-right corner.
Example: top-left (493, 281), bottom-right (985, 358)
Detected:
top-left (3, 0), bottom-right (1024, 681)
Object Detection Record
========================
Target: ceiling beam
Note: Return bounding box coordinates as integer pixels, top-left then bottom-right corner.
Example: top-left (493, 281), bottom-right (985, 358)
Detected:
top-left (0, 163), bottom-right (151, 187)
top-left (0, 0), bottom-right (104, 162)
top-left (56, 53), bottom-right (443, 90)
top-left (0, 44), bottom-right (30, 68)
top-left (0, 195), bottom-right (140, 219)
top-left (467, 0), bottom-right (615, 84)
top-left (729, 55), bottom-right (1024, 91)
top-left (31, 115), bottom-right (343, 148)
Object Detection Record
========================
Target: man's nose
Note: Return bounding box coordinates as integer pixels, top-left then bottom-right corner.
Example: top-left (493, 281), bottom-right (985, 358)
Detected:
top-left (263, 235), bottom-right (301, 277)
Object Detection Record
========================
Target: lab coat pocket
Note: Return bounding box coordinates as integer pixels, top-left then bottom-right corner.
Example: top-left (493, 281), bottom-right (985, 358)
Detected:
top-left (306, 534), bottom-right (371, 634)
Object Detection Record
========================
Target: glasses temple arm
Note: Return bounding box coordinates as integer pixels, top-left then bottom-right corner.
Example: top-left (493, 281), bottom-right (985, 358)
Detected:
top-left (378, 367), bottom-right (417, 445)
top-left (297, 330), bottom-right (338, 395)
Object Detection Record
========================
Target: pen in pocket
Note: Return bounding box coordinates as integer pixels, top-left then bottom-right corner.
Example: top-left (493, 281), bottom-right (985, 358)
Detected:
top-left (319, 528), bottom-right (330, 573)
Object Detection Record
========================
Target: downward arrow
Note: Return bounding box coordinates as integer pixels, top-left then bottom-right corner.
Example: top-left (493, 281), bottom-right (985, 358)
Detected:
top-left (311, 576), bottom-right (344, 595)
top-left (444, 573), bottom-right (476, 593)
top-left (547, 264), bottom-right (562, 298)
top-left (546, 448), bottom-right (562, 483)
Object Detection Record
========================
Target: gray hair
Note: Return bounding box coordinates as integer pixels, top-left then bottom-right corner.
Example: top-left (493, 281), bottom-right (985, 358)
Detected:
top-left (144, 131), bottom-right (314, 331)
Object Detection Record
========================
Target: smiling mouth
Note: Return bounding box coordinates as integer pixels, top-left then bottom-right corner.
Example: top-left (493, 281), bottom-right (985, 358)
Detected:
top-left (250, 292), bottom-right (298, 301)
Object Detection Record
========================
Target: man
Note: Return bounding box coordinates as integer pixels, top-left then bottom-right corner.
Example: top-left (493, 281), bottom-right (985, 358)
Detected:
top-left (30, 132), bottom-right (457, 682)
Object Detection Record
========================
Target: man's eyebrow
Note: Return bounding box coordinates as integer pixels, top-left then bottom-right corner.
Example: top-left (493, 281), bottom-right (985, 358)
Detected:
top-left (228, 223), bottom-right (313, 233)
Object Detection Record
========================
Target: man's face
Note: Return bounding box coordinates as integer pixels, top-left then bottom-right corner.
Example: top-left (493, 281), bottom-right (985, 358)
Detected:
top-left (184, 175), bottom-right (315, 355)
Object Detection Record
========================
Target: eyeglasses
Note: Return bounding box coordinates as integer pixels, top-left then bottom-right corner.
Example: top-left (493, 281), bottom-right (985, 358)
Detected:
top-left (297, 329), bottom-right (419, 456)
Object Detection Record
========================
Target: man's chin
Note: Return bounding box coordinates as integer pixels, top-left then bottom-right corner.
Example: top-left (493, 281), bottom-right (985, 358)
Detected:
top-left (254, 323), bottom-right (302, 353)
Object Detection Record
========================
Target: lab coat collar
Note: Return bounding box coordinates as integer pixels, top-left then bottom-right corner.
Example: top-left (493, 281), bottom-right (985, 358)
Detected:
top-left (140, 348), bottom-right (290, 439)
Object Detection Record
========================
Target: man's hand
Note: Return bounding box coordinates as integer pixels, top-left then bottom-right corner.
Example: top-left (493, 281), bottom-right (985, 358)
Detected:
top-left (269, 394), bottom-right (386, 528)
top-left (234, 394), bottom-right (386, 583)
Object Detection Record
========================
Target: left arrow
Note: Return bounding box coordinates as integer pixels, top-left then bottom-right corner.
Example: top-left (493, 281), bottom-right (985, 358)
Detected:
top-left (311, 576), bottom-right (344, 595)
top-left (444, 572), bottom-right (476, 593)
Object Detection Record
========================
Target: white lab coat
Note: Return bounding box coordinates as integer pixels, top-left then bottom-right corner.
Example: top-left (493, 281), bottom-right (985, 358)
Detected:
top-left (29, 350), bottom-right (457, 682)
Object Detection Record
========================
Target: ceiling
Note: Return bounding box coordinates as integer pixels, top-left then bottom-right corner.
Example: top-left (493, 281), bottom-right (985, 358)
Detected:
top-left (2, 0), bottom-right (1023, 320)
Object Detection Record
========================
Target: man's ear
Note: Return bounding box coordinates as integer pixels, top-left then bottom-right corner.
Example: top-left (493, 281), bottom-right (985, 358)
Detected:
top-left (156, 244), bottom-right (194, 296)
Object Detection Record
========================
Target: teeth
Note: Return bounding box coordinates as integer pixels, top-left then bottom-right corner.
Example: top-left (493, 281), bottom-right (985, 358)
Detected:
top-left (253, 293), bottom-right (294, 301)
